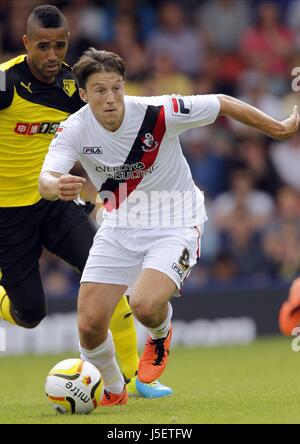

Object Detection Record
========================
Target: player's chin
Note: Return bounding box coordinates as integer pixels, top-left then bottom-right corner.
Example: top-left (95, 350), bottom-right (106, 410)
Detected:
top-left (43, 65), bottom-right (61, 77)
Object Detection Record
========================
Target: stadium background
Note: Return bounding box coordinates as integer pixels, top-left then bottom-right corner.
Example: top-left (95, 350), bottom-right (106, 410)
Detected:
top-left (1, 0), bottom-right (300, 352)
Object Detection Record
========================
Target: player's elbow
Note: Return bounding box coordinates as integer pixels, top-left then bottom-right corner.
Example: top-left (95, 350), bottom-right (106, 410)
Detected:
top-left (216, 94), bottom-right (234, 116)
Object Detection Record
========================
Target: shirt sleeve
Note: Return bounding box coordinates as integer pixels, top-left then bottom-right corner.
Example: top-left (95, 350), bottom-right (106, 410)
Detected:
top-left (164, 94), bottom-right (220, 137)
top-left (41, 121), bottom-right (79, 175)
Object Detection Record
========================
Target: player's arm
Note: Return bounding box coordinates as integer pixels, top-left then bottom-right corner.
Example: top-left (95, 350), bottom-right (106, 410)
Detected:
top-left (217, 94), bottom-right (299, 140)
top-left (39, 119), bottom-right (82, 200)
top-left (39, 171), bottom-right (86, 201)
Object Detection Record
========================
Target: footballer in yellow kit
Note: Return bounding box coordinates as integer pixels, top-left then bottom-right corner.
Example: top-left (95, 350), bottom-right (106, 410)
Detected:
top-left (0, 4), bottom-right (172, 399)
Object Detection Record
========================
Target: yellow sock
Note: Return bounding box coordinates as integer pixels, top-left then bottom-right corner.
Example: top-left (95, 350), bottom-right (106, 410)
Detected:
top-left (0, 286), bottom-right (17, 325)
top-left (110, 294), bottom-right (139, 380)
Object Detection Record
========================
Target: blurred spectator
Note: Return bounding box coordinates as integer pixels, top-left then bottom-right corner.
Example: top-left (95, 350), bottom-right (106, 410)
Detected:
top-left (273, 185), bottom-right (300, 226)
top-left (239, 136), bottom-right (283, 196)
top-left (103, 12), bottom-right (148, 81)
top-left (210, 251), bottom-right (237, 283)
top-left (191, 74), bottom-right (219, 95)
top-left (211, 166), bottom-right (275, 231)
top-left (286, 0), bottom-right (300, 48)
top-left (194, 48), bottom-right (240, 95)
top-left (146, 1), bottom-right (204, 77)
top-left (105, 0), bottom-right (156, 42)
top-left (219, 209), bottom-right (267, 277)
top-left (76, 0), bottom-right (109, 44)
top-left (197, 0), bottom-right (252, 53)
top-left (142, 53), bottom-right (193, 96)
top-left (228, 70), bottom-right (285, 137)
top-left (196, 0), bottom-right (251, 89)
top-left (1, 0), bottom-right (38, 54)
top-left (262, 221), bottom-right (300, 281)
top-left (270, 132), bottom-right (300, 191)
top-left (181, 127), bottom-right (229, 198)
top-left (62, 2), bottom-right (99, 66)
top-left (240, 1), bottom-right (295, 93)
top-left (261, 186), bottom-right (300, 279)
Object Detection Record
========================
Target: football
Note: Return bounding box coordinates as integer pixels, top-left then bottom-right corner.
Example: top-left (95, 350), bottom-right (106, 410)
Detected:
top-left (45, 358), bottom-right (102, 414)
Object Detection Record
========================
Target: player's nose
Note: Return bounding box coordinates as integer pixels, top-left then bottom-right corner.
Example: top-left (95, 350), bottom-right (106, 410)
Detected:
top-left (106, 89), bottom-right (115, 103)
top-left (47, 47), bottom-right (59, 62)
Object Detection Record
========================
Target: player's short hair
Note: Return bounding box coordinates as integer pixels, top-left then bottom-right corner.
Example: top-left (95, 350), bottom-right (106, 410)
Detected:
top-left (26, 4), bottom-right (68, 34)
top-left (73, 48), bottom-right (126, 89)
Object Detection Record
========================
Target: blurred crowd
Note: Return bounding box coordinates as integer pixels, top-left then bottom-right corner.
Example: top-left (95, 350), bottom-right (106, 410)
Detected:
top-left (2, 0), bottom-right (300, 296)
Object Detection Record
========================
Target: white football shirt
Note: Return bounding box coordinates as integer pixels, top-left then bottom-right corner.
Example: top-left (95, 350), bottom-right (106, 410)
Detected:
top-left (42, 94), bottom-right (220, 227)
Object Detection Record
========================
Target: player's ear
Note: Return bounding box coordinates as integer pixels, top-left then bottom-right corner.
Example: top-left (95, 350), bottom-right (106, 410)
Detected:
top-left (79, 88), bottom-right (88, 103)
top-left (23, 35), bottom-right (29, 51)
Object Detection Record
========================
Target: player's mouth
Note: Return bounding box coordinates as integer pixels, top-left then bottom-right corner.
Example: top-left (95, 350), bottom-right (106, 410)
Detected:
top-left (104, 109), bottom-right (117, 113)
top-left (45, 63), bottom-right (59, 72)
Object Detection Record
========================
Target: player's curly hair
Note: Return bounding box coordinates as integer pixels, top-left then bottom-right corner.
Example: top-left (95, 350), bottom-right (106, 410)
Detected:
top-left (73, 48), bottom-right (126, 89)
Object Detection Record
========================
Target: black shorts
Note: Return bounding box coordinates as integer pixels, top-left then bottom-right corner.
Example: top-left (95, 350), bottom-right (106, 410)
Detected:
top-left (0, 198), bottom-right (96, 290)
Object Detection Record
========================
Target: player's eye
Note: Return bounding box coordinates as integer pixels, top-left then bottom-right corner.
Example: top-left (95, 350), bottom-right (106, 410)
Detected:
top-left (56, 42), bottom-right (66, 49)
top-left (37, 43), bottom-right (49, 50)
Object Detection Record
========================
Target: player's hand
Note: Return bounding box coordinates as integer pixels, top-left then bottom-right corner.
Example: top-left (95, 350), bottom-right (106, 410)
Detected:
top-left (56, 174), bottom-right (86, 201)
top-left (277, 105), bottom-right (300, 140)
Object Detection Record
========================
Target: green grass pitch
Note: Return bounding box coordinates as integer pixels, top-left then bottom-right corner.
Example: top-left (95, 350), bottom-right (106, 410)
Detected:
top-left (0, 336), bottom-right (300, 424)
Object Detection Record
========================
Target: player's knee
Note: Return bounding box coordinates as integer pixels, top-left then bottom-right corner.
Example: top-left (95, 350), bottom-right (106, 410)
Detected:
top-left (78, 315), bottom-right (106, 344)
top-left (12, 307), bottom-right (46, 329)
top-left (130, 299), bottom-right (157, 325)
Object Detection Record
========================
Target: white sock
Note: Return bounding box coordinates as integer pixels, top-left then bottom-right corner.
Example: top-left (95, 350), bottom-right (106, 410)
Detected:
top-left (79, 329), bottom-right (124, 394)
top-left (148, 301), bottom-right (173, 340)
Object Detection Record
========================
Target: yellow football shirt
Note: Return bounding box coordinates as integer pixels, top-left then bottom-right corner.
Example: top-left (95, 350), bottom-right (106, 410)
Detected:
top-left (0, 55), bottom-right (82, 207)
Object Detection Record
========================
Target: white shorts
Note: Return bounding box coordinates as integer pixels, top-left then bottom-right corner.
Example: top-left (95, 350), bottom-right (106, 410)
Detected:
top-left (81, 225), bottom-right (202, 293)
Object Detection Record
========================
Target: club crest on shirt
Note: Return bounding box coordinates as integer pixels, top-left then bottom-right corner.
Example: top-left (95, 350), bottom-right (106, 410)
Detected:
top-left (63, 79), bottom-right (76, 97)
top-left (140, 132), bottom-right (159, 152)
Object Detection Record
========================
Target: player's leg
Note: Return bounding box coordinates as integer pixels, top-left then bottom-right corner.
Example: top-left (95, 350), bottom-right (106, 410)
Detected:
top-left (0, 286), bottom-right (17, 325)
top-left (131, 226), bottom-right (201, 384)
top-left (130, 270), bottom-right (175, 384)
top-left (43, 202), bottom-right (174, 397)
top-left (0, 268), bottom-right (46, 328)
top-left (43, 201), bottom-right (140, 381)
top-left (78, 281), bottom-right (128, 406)
top-left (77, 224), bottom-right (145, 406)
top-left (109, 294), bottom-right (139, 381)
top-left (0, 204), bottom-right (46, 327)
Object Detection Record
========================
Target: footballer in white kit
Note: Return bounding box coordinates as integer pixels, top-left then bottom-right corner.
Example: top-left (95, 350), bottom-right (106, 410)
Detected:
top-left (39, 49), bottom-right (299, 404)
top-left (42, 93), bottom-right (220, 290)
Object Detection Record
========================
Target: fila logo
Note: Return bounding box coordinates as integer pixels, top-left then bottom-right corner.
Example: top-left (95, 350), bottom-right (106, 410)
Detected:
top-left (20, 81), bottom-right (32, 93)
top-left (83, 146), bottom-right (103, 154)
top-left (171, 97), bottom-right (192, 117)
top-left (172, 263), bottom-right (184, 279)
